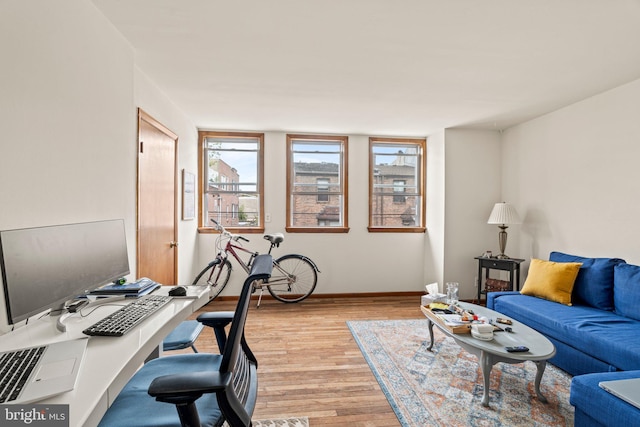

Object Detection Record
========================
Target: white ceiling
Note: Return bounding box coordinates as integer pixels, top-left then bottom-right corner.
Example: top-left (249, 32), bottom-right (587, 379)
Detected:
top-left (92, 0), bottom-right (640, 136)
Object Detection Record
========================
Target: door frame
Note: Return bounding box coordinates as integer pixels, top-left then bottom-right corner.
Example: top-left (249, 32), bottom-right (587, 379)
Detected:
top-left (136, 108), bottom-right (179, 283)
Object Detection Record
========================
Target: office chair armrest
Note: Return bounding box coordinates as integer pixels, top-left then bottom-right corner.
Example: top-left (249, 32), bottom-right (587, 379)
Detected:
top-left (148, 371), bottom-right (232, 405)
top-left (197, 311), bottom-right (234, 352)
top-left (197, 311), bottom-right (234, 327)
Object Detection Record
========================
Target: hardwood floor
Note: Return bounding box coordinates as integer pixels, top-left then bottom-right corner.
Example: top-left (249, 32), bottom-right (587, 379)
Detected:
top-left (188, 295), bottom-right (423, 426)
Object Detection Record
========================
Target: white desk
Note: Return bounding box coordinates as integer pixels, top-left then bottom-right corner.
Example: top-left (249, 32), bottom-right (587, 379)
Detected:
top-left (0, 285), bottom-right (210, 427)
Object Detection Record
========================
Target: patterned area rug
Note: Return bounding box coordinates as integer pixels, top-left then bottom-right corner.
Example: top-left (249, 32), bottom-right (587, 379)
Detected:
top-left (225, 417), bottom-right (309, 427)
top-left (253, 418), bottom-right (309, 427)
top-left (347, 319), bottom-right (574, 427)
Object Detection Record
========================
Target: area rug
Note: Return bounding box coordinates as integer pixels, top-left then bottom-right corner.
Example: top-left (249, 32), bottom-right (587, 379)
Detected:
top-left (253, 417), bottom-right (309, 427)
top-left (225, 417), bottom-right (309, 427)
top-left (347, 319), bottom-right (573, 427)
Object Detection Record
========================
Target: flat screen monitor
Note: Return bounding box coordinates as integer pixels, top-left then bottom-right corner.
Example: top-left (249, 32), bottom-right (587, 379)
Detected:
top-left (0, 219), bottom-right (130, 325)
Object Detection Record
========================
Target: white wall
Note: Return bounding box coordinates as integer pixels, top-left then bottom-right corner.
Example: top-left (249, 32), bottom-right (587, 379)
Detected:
top-left (442, 129), bottom-right (502, 299)
top-left (0, 0), bottom-right (135, 234)
top-left (425, 131), bottom-right (445, 290)
top-left (502, 78), bottom-right (640, 267)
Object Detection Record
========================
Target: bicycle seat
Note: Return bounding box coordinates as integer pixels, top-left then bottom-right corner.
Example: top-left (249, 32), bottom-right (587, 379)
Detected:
top-left (264, 233), bottom-right (284, 245)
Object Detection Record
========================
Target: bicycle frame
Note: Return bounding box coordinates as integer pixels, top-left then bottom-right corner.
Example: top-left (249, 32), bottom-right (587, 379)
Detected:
top-left (219, 237), bottom-right (258, 275)
top-left (217, 235), bottom-right (302, 289)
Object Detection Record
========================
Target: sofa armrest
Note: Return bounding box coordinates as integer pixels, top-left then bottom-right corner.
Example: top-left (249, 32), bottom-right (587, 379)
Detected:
top-left (486, 291), bottom-right (520, 310)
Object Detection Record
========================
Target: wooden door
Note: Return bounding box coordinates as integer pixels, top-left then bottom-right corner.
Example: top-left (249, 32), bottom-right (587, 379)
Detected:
top-left (137, 109), bottom-right (178, 285)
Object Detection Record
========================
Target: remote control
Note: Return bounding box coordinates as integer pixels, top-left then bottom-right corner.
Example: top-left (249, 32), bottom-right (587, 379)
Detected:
top-left (505, 346), bottom-right (529, 353)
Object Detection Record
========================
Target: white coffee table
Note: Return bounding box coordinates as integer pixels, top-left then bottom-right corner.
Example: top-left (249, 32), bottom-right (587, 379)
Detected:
top-left (421, 302), bottom-right (556, 407)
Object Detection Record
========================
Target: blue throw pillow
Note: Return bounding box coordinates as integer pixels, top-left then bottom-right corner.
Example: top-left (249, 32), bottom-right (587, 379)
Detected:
top-left (549, 251), bottom-right (625, 310)
top-left (614, 263), bottom-right (640, 321)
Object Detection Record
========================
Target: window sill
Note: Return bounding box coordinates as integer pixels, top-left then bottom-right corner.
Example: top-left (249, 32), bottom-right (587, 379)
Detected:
top-left (285, 226), bottom-right (350, 233)
top-left (198, 226), bottom-right (265, 234)
top-left (367, 226), bottom-right (426, 233)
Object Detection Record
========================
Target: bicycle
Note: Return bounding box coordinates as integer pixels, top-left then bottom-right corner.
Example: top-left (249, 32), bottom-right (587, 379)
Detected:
top-left (193, 219), bottom-right (320, 307)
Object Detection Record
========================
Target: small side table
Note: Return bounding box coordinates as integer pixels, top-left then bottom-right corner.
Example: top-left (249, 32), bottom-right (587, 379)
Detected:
top-left (475, 256), bottom-right (525, 303)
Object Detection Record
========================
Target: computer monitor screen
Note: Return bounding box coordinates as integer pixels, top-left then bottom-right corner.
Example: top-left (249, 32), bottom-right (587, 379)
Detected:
top-left (0, 219), bottom-right (130, 324)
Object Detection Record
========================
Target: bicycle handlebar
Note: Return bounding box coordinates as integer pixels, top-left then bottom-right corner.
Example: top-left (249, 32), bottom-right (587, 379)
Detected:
top-left (210, 219), bottom-right (250, 243)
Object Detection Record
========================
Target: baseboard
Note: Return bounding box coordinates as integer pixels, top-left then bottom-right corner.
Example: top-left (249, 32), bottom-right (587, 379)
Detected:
top-left (214, 291), bottom-right (424, 302)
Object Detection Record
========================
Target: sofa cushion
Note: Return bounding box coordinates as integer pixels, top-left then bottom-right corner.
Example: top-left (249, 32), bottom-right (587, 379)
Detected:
top-left (549, 251), bottom-right (625, 310)
top-left (520, 258), bottom-right (582, 305)
top-left (570, 371), bottom-right (640, 427)
top-left (491, 293), bottom-right (640, 372)
top-left (614, 263), bottom-right (640, 321)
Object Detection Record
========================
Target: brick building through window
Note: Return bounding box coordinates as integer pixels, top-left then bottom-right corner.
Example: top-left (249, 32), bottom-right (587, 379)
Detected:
top-left (291, 162), bottom-right (341, 227)
top-left (371, 162), bottom-right (417, 226)
top-left (206, 158), bottom-right (241, 227)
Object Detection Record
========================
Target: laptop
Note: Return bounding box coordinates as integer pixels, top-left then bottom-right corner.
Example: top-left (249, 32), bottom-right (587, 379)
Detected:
top-left (0, 337), bottom-right (88, 404)
top-left (599, 378), bottom-right (640, 409)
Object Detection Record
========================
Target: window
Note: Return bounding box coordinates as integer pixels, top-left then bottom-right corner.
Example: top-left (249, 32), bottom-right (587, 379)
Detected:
top-left (369, 137), bottom-right (426, 232)
top-left (393, 180), bottom-right (406, 203)
top-left (317, 178), bottom-right (329, 202)
top-left (198, 131), bottom-right (264, 233)
top-left (286, 134), bottom-right (349, 232)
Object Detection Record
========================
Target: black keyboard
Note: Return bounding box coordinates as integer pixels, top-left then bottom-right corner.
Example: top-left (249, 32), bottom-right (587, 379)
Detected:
top-left (82, 295), bottom-right (172, 337)
top-left (0, 346), bottom-right (45, 403)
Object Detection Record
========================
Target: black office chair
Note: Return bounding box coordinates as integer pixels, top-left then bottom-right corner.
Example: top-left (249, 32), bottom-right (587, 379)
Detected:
top-left (98, 254), bottom-right (272, 427)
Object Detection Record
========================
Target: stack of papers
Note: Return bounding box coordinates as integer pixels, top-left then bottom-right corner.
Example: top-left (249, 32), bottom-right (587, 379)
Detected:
top-left (436, 314), bottom-right (467, 326)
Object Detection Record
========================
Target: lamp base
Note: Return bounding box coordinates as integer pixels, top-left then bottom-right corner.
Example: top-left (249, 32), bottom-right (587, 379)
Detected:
top-left (497, 226), bottom-right (509, 260)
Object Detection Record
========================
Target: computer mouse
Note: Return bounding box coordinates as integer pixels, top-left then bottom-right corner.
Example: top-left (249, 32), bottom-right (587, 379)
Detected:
top-left (169, 286), bottom-right (187, 296)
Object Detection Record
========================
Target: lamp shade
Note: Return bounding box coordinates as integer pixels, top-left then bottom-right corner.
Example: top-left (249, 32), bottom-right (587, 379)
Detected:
top-left (487, 202), bottom-right (521, 225)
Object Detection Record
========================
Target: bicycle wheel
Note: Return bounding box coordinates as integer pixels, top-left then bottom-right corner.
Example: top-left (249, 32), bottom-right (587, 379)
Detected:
top-left (192, 259), bottom-right (232, 301)
top-left (267, 254), bottom-right (317, 303)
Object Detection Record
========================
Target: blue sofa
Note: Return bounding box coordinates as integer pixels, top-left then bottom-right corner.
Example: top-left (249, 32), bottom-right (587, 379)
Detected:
top-left (487, 252), bottom-right (640, 426)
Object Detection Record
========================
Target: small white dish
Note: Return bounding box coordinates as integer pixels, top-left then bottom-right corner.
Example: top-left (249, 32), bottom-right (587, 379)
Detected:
top-left (471, 329), bottom-right (494, 341)
top-left (471, 323), bottom-right (494, 341)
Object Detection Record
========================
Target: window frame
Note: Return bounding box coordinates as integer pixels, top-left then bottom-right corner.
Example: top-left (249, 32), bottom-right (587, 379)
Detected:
top-left (286, 134), bottom-right (349, 233)
top-left (368, 137), bottom-right (426, 233)
top-left (197, 130), bottom-right (265, 234)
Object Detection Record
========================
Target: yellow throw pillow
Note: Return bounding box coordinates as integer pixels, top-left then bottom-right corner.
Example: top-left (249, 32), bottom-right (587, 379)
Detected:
top-left (521, 258), bottom-right (582, 305)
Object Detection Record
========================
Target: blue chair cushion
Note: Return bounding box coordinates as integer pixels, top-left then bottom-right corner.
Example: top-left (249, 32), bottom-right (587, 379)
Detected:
top-left (98, 354), bottom-right (222, 427)
top-left (549, 251), bottom-right (625, 310)
top-left (163, 320), bottom-right (205, 351)
top-left (614, 263), bottom-right (640, 321)
top-left (491, 293), bottom-right (640, 371)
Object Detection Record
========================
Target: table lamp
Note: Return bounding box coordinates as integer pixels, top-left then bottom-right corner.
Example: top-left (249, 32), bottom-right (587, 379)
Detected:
top-left (487, 202), bottom-right (521, 259)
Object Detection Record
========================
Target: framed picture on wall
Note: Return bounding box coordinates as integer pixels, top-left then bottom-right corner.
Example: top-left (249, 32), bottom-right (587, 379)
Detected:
top-left (182, 170), bottom-right (195, 220)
